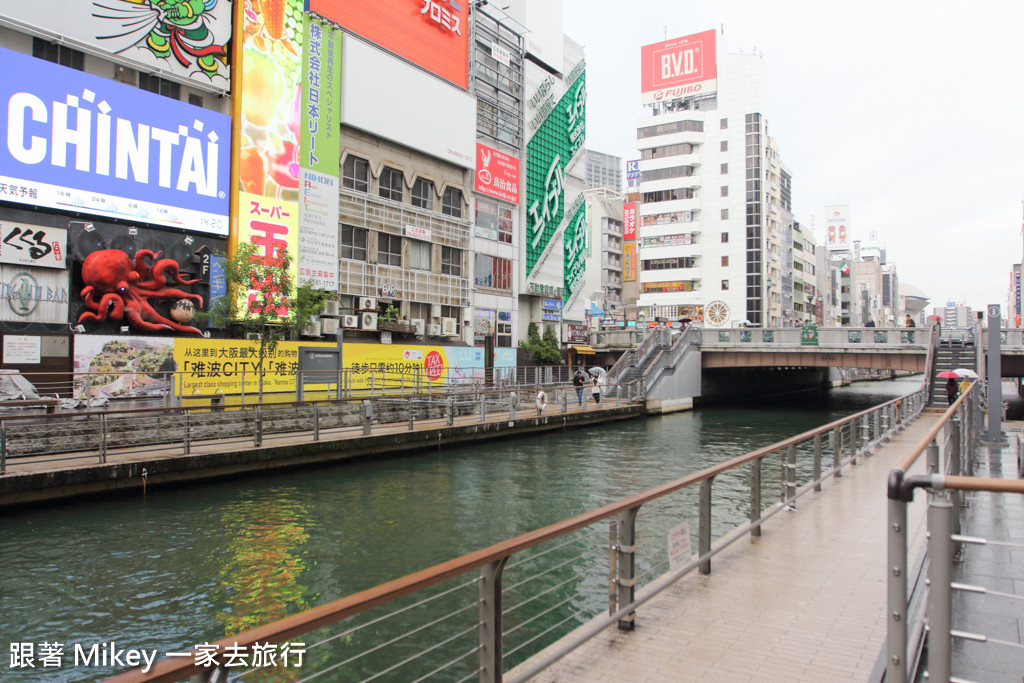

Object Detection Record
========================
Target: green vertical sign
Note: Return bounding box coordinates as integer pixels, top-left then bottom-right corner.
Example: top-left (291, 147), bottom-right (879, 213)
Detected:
top-left (563, 203), bottom-right (588, 301)
top-left (801, 324), bottom-right (819, 346)
top-left (525, 67), bottom-right (586, 276)
top-left (301, 17), bottom-right (341, 175)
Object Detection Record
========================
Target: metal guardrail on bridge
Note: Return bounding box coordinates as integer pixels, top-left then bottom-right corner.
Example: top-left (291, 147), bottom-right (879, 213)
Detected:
top-left (103, 383), bottom-right (929, 683)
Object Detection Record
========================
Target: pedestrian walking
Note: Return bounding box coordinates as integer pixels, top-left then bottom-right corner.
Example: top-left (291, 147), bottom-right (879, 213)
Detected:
top-left (946, 377), bottom-right (958, 406)
top-left (572, 370), bottom-right (586, 406)
top-left (591, 374), bottom-right (601, 406)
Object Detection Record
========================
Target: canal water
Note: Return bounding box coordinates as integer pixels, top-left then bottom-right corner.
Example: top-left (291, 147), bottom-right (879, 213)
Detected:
top-left (0, 377), bottom-right (918, 682)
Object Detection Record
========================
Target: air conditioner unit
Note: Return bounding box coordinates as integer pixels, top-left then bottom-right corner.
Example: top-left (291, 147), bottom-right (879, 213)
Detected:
top-left (427, 324), bottom-right (441, 336)
top-left (303, 320), bottom-right (321, 337)
top-left (411, 318), bottom-right (425, 335)
top-left (342, 314), bottom-right (359, 329)
top-left (361, 312), bottom-right (378, 331)
top-left (359, 296), bottom-right (376, 311)
top-left (441, 317), bottom-right (457, 336)
top-left (321, 300), bottom-right (339, 316)
top-left (245, 332), bottom-right (260, 340)
top-left (321, 317), bottom-right (339, 335)
top-left (430, 304), bottom-right (442, 318)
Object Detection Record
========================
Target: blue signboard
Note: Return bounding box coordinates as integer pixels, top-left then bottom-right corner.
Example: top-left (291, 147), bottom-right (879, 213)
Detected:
top-left (0, 47), bottom-right (230, 235)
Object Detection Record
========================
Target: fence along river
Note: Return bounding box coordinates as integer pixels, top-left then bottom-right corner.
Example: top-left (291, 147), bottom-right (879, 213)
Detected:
top-left (0, 377), bottom-right (917, 681)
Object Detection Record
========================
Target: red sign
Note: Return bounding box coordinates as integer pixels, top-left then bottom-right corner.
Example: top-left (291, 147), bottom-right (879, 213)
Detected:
top-left (308, 0), bottom-right (469, 88)
top-left (623, 202), bottom-right (637, 241)
top-left (640, 30), bottom-right (717, 104)
top-left (474, 143), bottom-right (520, 204)
top-left (424, 350), bottom-right (444, 381)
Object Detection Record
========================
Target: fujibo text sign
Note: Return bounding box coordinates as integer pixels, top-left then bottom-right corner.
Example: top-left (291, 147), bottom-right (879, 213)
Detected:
top-left (0, 47), bottom-right (230, 235)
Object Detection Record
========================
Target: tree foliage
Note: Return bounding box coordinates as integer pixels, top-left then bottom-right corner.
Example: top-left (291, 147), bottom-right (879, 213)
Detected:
top-left (518, 322), bottom-right (562, 365)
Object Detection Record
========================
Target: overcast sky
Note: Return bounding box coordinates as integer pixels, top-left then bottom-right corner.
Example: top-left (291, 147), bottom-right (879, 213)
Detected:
top-left (562, 0), bottom-right (1024, 315)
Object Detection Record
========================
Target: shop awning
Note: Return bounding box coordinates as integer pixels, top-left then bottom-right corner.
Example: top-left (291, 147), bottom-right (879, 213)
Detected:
top-left (572, 346), bottom-right (596, 354)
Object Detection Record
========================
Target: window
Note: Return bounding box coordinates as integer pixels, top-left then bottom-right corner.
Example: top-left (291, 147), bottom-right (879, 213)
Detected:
top-left (720, 140), bottom-right (728, 152)
top-left (343, 156), bottom-right (369, 193)
top-left (640, 142), bottom-right (695, 160)
top-left (474, 254), bottom-right (511, 290)
top-left (412, 178), bottom-right (434, 210)
top-left (475, 198), bottom-right (513, 243)
top-left (377, 233), bottom-right (402, 266)
top-left (721, 209), bottom-right (729, 220)
top-left (720, 118), bottom-right (728, 129)
top-left (722, 280), bottom-right (729, 290)
top-left (379, 167), bottom-right (403, 202)
top-left (720, 163), bottom-right (728, 174)
top-left (721, 185), bottom-right (729, 197)
top-left (33, 38), bottom-right (84, 70)
top-left (341, 225), bottom-right (367, 261)
top-left (139, 73), bottom-right (180, 100)
top-left (409, 240), bottom-right (430, 270)
top-left (637, 120), bottom-right (703, 139)
top-left (642, 257), bottom-right (696, 270)
top-left (641, 188), bottom-right (695, 203)
top-left (441, 246), bottom-right (462, 276)
top-left (721, 256), bottom-right (729, 267)
top-left (442, 188), bottom-right (463, 218)
top-left (640, 166), bottom-right (695, 182)
top-left (721, 232), bottom-right (729, 243)
top-left (497, 311), bottom-right (512, 347)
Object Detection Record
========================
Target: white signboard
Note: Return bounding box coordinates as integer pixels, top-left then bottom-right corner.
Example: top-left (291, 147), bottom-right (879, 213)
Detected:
top-left (3, 335), bottom-right (41, 364)
top-left (0, 221), bottom-right (67, 270)
top-left (667, 522), bottom-right (693, 571)
top-left (0, 265), bottom-right (70, 323)
top-left (297, 169), bottom-right (339, 291)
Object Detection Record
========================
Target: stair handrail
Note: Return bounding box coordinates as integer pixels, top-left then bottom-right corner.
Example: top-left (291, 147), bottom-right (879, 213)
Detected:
top-left (641, 326), bottom-right (700, 392)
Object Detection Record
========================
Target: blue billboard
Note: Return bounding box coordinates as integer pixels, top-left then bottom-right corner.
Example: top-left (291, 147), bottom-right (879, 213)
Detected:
top-left (0, 47), bottom-right (230, 235)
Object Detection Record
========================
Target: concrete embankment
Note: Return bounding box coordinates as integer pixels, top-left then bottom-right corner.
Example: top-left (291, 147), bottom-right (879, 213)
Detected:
top-left (0, 403), bottom-right (644, 509)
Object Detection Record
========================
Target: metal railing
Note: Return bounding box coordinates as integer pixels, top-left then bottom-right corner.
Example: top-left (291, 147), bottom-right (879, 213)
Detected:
top-left (884, 382), bottom-right (1024, 682)
top-left (103, 384), bottom-right (928, 683)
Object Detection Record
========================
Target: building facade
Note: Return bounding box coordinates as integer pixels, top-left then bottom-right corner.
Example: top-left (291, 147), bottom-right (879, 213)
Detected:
top-left (584, 150), bottom-right (622, 192)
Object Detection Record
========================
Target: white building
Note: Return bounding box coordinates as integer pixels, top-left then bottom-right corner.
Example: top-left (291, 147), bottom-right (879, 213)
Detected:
top-left (634, 35), bottom-right (790, 328)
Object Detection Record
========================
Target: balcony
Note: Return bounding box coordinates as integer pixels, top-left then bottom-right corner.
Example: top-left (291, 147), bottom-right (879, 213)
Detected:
top-left (338, 188), bottom-right (471, 249)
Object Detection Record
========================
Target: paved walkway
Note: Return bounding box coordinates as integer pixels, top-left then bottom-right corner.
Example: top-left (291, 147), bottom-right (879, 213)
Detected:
top-left (513, 412), bottom-right (942, 683)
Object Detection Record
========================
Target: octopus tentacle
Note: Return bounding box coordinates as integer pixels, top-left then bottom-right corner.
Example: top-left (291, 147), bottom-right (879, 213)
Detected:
top-left (78, 292), bottom-right (124, 323)
top-left (128, 296), bottom-right (201, 335)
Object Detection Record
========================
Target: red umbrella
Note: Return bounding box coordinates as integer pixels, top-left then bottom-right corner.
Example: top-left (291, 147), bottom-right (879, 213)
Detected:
top-left (937, 371), bottom-right (959, 379)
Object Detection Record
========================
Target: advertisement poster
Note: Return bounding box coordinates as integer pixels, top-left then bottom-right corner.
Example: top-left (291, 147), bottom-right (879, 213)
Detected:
top-left (73, 335), bottom-right (176, 399)
top-left (475, 143), bottom-right (520, 204)
top-left (640, 30), bottom-right (717, 104)
top-left (0, 46), bottom-right (231, 235)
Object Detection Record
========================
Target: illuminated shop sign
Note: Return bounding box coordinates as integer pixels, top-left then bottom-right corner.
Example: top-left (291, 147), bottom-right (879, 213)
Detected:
top-left (0, 47), bottom-right (230, 235)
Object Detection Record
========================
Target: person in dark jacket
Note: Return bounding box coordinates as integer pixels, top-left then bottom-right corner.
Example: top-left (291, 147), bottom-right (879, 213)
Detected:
top-left (572, 370), bottom-right (586, 406)
top-left (946, 377), bottom-right (959, 405)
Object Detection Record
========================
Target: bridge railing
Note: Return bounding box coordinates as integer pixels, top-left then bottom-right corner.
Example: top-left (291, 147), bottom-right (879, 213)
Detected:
top-left (701, 325), bottom-right (929, 349)
top-left (884, 382), bottom-right (1024, 683)
top-left (103, 385), bottom-right (929, 683)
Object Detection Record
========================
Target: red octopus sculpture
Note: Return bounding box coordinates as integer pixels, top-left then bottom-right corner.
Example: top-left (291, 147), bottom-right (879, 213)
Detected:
top-left (78, 249), bottom-right (204, 335)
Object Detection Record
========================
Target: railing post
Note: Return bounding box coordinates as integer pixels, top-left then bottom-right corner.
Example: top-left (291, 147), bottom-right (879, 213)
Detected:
top-left (509, 392), bottom-right (516, 421)
top-left (254, 406), bottom-right (263, 447)
top-left (699, 477), bottom-right (713, 574)
top-left (832, 427), bottom-right (842, 478)
top-left (862, 415), bottom-right (872, 456)
top-left (561, 389), bottom-right (567, 414)
top-left (926, 438), bottom-right (940, 474)
top-left (478, 558), bottom-right (507, 683)
top-left (313, 403), bottom-right (320, 441)
top-left (749, 458), bottom-right (762, 538)
top-left (183, 410), bottom-right (191, 455)
top-left (812, 433), bottom-right (822, 492)
top-left (363, 400), bottom-right (373, 435)
top-left (850, 422), bottom-right (859, 466)
top-left (480, 393), bottom-right (487, 423)
top-left (446, 396), bottom-right (454, 426)
top-left (874, 409), bottom-right (881, 445)
top-left (949, 419), bottom-right (962, 538)
top-left (784, 443), bottom-right (797, 507)
top-left (1, 422), bottom-right (6, 475)
top-left (616, 385), bottom-right (621, 407)
top-left (100, 414), bottom-right (108, 463)
top-left (615, 506), bottom-right (638, 630)
top-left (608, 520), bottom-right (618, 615)
top-left (883, 405), bottom-right (892, 441)
top-left (886, 494), bottom-right (909, 683)
top-left (926, 492), bottom-right (954, 683)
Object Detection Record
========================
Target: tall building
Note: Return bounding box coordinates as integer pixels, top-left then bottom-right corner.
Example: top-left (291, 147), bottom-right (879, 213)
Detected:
top-left (634, 31), bottom-right (791, 327)
top-left (584, 150), bottom-right (622, 191)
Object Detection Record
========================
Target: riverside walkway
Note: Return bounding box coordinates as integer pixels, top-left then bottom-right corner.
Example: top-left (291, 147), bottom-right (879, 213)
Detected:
top-left (511, 412), bottom-right (1024, 682)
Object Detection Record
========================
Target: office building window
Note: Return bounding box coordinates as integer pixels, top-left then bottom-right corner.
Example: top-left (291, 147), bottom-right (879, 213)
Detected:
top-left (721, 209), bottom-right (729, 220)
top-left (721, 256), bottom-right (729, 267)
top-left (341, 225), bottom-right (367, 261)
top-left (720, 118), bottom-right (728, 129)
top-left (721, 140), bottom-right (728, 152)
top-left (378, 233), bottom-right (402, 266)
top-left (721, 185), bottom-right (729, 197)
top-left (343, 156), bottom-right (369, 193)
top-left (139, 73), bottom-right (180, 100)
top-left (721, 163), bottom-right (728, 174)
top-left (722, 280), bottom-right (729, 290)
top-left (473, 254), bottom-right (511, 290)
top-left (409, 240), bottom-right (430, 270)
top-left (379, 167), bottom-right (403, 202)
top-left (412, 178), bottom-right (434, 210)
top-left (721, 232), bottom-right (729, 243)
top-left (442, 187), bottom-right (463, 218)
top-left (441, 246), bottom-right (462, 276)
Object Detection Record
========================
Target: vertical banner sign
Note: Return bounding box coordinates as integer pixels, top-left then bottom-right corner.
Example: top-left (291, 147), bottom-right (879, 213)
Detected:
top-left (238, 192), bottom-right (299, 318)
top-left (623, 202), bottom-right (637, 240)
top-left (623, 243), bottom-right (637, 281)
top-left (563, 204), bottom-right (588, 302)
top-left (298, 18), bottom-right (341, 291)
top-left (525, 65), bottom-right (586, 276)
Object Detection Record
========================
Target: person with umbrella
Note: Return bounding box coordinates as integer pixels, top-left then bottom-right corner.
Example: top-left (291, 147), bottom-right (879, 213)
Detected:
top-left (938, 370), bottom-right (960, 405)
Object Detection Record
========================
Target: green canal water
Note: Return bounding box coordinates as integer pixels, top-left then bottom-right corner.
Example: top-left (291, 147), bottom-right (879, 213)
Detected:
top-left (0, 377), bottom-right (918, 682)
